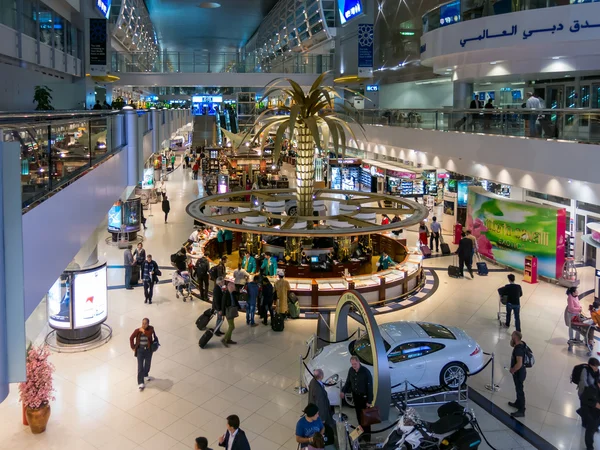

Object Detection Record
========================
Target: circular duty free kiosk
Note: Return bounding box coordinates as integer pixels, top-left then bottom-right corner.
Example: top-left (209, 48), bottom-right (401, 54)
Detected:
top-left (108, 197), bottom-right (142, 241)
top-left (46, 262), bottom-right (108, 344)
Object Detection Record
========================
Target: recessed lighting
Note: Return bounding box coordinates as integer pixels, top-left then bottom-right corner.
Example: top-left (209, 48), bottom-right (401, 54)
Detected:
top-left (490, 61), bottom-right (498, 65)
top-left (552, 56), bottom-right (560, 60)
top-left (197, 2), bottom-right (220, 8)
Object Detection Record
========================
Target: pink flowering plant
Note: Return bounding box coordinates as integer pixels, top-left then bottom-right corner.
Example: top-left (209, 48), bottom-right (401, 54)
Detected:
top-left (19, 346), bottom-right (55, 409)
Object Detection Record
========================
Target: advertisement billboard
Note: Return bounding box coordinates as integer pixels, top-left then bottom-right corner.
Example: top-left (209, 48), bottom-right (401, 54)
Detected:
top-left (108, 202), bottom-right (122, 232)
top-left (47, 277), bottom-right (71, 329)
top-left (142, 168), bottom-right (155, 189)
top-left (338, 0), bottom-right (363, 25)
top-left (467, 187), bottom-right (566, 279)
top-left (457, 181), bottom-right (471, 207)
top-left (73, 264), bottom-right (107, 329)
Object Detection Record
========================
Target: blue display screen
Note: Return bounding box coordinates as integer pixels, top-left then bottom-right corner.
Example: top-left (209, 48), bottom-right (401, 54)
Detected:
top-left (457, 181), bottom-right (470, 207)
top-left (338, 0), bottom-right (363, 25)
top-left (439, 0), bottom-right (460, 27)
top-left (108, 204), bottom-right (122, 231)
top-left (512, 90), bottom-right (522, 100)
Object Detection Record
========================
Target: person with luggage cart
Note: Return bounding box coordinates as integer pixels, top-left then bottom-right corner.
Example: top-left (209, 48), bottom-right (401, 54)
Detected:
top-left (172, 269), bottom-right (191, 302)
top-left (195, 256), bottom-right (210, 301)
top-left (498, 274), bottom-right (523, 332)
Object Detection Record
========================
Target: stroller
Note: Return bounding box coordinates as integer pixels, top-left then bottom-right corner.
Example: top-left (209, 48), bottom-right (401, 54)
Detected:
top-left (172, 270), bottom-right (192, 301)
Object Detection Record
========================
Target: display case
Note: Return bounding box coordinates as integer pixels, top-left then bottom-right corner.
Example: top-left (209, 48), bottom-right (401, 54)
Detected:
top-left (107, 197), bottom-right (142, 239)
top-left (523, 255), bottom-right (538, 284)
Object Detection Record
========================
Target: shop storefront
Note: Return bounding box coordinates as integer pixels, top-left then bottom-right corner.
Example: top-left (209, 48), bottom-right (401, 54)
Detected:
top-left (385, 169), bottom-right (421, 197)
top-left (329, 159), bottom-right (362, 191)
top-left (360, 162), bottom-right (385, 193)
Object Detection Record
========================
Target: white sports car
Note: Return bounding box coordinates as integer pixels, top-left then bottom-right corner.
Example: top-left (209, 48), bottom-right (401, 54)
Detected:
top-left (305, 321), bottom-right (484, 406)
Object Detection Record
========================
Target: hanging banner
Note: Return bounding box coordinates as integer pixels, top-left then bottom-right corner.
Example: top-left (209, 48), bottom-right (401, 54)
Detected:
top-left (89, 18), bottom-right (107, 76)
top-left (357, 23), bottom-right (374, 78)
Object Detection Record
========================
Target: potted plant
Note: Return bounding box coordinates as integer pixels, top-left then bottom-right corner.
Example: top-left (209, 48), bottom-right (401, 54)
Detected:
top-left (33, 86), bottom-right (54, 111)
top-left (19, 346), bottom-right (55, 434)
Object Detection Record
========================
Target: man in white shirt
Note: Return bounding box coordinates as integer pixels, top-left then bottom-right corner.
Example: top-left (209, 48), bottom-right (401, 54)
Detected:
top-left (233, 263), bottom-right (249, 292)
top-left (525, 92), bottom-right (541, 137)
top-left (189, 229), bottom-right (200, 243)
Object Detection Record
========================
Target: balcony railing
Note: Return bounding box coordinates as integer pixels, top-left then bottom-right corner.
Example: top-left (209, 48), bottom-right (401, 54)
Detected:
top-left (423, 0), bottom-right (583, 33)
top-left (111, 52), bottom-right (333, 74)
top-left (348, 108), bottom-right (600, 143)
top-left (1, 111), bottom-right (128, 212)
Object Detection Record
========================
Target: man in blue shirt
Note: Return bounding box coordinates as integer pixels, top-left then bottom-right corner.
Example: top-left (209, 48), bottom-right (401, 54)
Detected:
top-left (295, 403), bottom-right (325, 448)
top-left (429, 216), bottom-right (442, 253)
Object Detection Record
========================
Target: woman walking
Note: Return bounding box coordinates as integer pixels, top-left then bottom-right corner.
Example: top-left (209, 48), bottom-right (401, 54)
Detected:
top-left (567, 287), bottom-right (583, 343)
top-left (418, 221), bottom-right (429, 246)
top-left (129, 318), bottom-right (158, 390)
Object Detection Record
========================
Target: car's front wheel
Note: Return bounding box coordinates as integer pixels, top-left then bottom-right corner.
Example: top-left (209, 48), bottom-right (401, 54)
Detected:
top-left (343, 392), bottom-right (355, 408)
top-left (440, 362), bottom-right (467, 388)
top-left (287, 206), bottom-right (297, 216)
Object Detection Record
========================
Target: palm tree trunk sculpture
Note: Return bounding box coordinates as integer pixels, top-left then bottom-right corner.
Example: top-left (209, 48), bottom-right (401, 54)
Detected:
top-left (295, 123), bottom-right (315, 217)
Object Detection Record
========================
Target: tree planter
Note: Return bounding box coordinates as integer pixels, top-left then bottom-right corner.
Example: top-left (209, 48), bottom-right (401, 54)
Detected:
top-left (25, 404), bottom-right (50, 434)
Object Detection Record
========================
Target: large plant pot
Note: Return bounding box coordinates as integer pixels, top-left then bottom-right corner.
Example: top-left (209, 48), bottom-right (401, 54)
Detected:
top-left (25, 404), bottom-right (50, 434)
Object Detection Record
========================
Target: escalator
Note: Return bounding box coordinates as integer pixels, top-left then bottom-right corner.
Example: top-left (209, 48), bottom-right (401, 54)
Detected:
top-left (192, 115), bottom-right (218, 148)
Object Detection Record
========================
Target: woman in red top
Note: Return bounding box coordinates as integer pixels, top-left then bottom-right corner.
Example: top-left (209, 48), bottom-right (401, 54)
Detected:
top-left (381, 214), bottom-right (390, 226)
top-left (130, 318), bottom-right (158, 390)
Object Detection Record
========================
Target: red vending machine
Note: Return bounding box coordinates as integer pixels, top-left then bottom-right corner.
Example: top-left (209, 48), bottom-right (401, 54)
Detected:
top-left (453, 223), bottom-right (463, 245)
top-left (523, 256), bottom-right (538, 284)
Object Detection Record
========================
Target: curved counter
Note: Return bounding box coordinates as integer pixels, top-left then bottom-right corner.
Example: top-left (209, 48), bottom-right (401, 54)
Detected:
top-left (185, 232), bottom-right (424, 310)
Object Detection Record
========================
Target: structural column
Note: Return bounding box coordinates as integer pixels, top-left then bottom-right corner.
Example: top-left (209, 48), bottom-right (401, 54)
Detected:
top-left (0, 135), bottom-right (26, 402)
top-left (453, 82), bottom-right (474, 109)
top-left (125, 107), bottom-right (141, 186)
top-left (151, 107), bottom-right (160, 155)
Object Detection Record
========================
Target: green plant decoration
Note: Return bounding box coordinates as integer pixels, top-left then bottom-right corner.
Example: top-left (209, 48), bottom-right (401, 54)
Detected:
top-left (33, 86), bottom-right (54, 111)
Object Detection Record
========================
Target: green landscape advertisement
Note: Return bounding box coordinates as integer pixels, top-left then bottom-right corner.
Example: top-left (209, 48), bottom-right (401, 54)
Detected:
top-left (466, 187), bottom-right (566, 279)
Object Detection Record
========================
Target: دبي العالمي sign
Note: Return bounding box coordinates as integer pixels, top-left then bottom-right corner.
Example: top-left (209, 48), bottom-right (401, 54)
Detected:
top-left (338, 0), bottom-right (363, 25)
top-left (96, 0), bottom-right (111, 19)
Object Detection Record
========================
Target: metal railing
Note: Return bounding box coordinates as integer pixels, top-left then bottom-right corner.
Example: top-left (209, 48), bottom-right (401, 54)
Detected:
top-left (111, 51), bottom-right (333, 74)
top-left (423, 0), bottom-right (586, 33)
top-left (1, 111), bottom-right (129, 211)
top-left (347, 108), bottom-right (600, 143)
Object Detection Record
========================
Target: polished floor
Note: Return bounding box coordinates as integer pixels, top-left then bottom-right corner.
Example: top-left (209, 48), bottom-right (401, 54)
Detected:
top-left (1, 164), bottom-right (597, 449)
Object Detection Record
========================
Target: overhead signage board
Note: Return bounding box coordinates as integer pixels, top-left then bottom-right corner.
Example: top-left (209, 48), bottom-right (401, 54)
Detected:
top-left (89, 18), bottom-right (107, 76)
top-left (358, 24), bottom-right (374, 78)
top-left (95, 0), bottom-right (111, 19)
top-left (339, 0), bottom-right (364, 25)
top-left (366, 85), bottom-right (379, 92)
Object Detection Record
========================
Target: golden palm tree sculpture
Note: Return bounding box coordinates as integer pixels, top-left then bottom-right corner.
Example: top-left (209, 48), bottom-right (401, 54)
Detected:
top-left (248, 73), bottom-right (364, 218)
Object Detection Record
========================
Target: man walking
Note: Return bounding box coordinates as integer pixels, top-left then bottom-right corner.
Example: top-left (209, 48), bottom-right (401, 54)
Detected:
top-left (341, 356), bottom-right (374, 441)
top-left (274, 270), bottom-right (290, 316)
top-left (141, 254), bottom-right (159, 304)
top-left (456, 232), bottom-right (474, 278)
top-left (195, 256), bottom-right (210, 301)
top-left (162, 195), bottom-right (171, 223)
top-left (309, 369), bottom-right (335, 433)
top-left (498, 274), bottom-right (523, 332)
top-left (579, 362), bottom-right (600, 450)
top-left (221, 283), bottom-right (239, 347)
top-left (508, 331), bottom-right (527, 418)
top-left (212, 277), bottom-right (225, 337)
top-left (124, 244), bottom-right (134, 289)
top-left (577, 358), bottom-right (600, 430)
top-left (429, 216), bottom-right (441, 252)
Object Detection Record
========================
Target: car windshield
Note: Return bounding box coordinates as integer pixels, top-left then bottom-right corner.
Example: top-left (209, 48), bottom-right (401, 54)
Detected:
top-left (417, 323), bottom-right (456, 339)
top-left (350, 336), bottom-right (391, 366)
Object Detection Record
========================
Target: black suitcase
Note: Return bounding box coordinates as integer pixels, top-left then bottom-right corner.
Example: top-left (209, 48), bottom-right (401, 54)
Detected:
top-left (199, 320), bottom-right (223, 349)
top-left (131, 264), bottom-right (140, 284)
top-left (271, 313), bottom-right (285, 332)
top-left (476, 261), bottom-right (488, 276)
top-left (441, 243), bottom-right (451, 255)
top-left (196, 308), bottom-right (214, 331)
top-left (448, 265), bottom-right (461, 278)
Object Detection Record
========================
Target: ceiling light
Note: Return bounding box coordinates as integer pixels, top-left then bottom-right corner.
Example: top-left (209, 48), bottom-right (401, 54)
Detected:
top-left (552, 56), bottom-right (560, 60)
top-left (197, 2), bottom-right (221, 8)
top-left (490, 61), bottom-right (498, 65)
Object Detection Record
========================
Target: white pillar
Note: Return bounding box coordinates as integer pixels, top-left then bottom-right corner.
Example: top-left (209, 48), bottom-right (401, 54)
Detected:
top-left (125, 107), bottom-right (140, 186)
top-left (151, 108), bottom-right (160, 155)
top-left (453, 82), bottom-right (474, 109)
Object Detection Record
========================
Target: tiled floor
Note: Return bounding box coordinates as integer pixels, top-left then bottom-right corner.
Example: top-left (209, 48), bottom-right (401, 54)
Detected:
top-left (1, 164), bottom-right (596, 449)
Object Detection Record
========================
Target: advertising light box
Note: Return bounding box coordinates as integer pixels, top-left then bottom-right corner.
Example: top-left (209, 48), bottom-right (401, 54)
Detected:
top-left (108, 202), bottom-right (122, 232)
top-left (47, 277), bottom-right (71, 329)
top-left (339, 0), bottom-right (363, 25)
top-left (467, 187), bottom-right (566, 279)
top-left (142, 168), bottom-right (155, 189)
top-left (73, 264), bottom-right (107, 329)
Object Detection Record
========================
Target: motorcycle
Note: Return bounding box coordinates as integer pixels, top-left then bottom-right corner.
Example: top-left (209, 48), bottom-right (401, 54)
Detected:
top-left (382, 402), bottom-right (482, 450)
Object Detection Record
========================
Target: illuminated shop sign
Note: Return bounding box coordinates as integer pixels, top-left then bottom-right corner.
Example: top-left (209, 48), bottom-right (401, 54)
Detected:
top-left (339, 0), bottom-right (363, 25)
top-left (96, 0), bottom-right (111, 19)
top-left (366, 85), bottom-right (379, 92)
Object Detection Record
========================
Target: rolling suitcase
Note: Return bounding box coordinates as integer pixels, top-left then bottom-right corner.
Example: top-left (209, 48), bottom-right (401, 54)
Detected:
top-left (199, 320), bottom-right (223, 349)
top-left (131, 264), bottom-right (140, 285)
top-left (271, 313), bottom-right (285, 332)
top-left (420, 245), bottom-right (432, 258)
top-left (448, 257), bottom-right (461, 278)
top-left (476, 261), bottom-right (488, 276)
top-left (440, 243), bottom-right (451, 256)
top-left (195, 308), bottom-right (214, 331)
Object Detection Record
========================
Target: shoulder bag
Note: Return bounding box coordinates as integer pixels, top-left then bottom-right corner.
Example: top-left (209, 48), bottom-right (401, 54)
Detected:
top-left (151, 331), bottom-right (160, 352)
top-left (226, 294), bottom-right (239, 320)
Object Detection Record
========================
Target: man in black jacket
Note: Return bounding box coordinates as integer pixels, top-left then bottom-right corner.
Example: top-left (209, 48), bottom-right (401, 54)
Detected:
top-left (456, 232), bottom-right (474, 278)
top-left (172, 246), bottom-right (187, 271)
top-left (309, 369), bottom-right (334, 429)
top-left (498, 274), bottom-right (523, 332)
top-left (341, 355), bottom-right (374, 441)
top-left (580, 384), bottom-right (600, 450)
top-left (141, 255), bottom-right (160, 304)
top-left (212, 277), bottom-right (225, 337)
top-left (218, 415), bottom-right (250, 450)
top-left (195, 256), bottom-right (210, 301)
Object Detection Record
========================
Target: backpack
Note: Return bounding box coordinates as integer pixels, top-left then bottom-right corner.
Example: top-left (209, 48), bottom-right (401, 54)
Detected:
top-left (170, 253), bottom-right (178, 264)
top-left (523, 344), bottom-right (535, 368)
top-left (571, 364), bottom-right (588, 385)
top-left (196, 258), bottom-right (209, 276)
top-left (209, 265), bottom-right (219, 281)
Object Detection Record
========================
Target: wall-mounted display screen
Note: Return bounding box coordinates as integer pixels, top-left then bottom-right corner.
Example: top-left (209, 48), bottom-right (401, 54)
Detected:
top-left (142, 168), bottom-right (155, 189)
top-left (458, 181), bottom-right (471, 207)
top-left (47, 277), bottom-right (71, 329)
top-left (339, 0), bottom-right (363, 25)
top-left (439, 0), bottom-right (460, 27)
top-left (73, 264), bottom-right (107, 329)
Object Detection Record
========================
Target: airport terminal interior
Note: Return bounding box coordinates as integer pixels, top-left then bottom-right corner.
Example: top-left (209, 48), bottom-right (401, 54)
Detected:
top-left (2, 0), bottom-right (600, 449)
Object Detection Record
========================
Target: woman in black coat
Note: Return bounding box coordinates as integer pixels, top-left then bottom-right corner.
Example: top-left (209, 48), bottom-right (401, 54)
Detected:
top-left (162, 195), bottom-right (171, 223)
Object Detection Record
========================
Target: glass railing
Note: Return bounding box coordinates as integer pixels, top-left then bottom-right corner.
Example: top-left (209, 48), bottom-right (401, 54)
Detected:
top-left (423, 0), bottom-right (581, 33)
top-left (111, 51), bottom-right (333, 74)
top-left (0, 111), bottom-right (128, 211)
top-left (347, 108), bottom-right (600, 143)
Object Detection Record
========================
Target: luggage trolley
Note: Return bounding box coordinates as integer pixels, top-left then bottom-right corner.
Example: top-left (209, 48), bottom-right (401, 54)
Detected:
top-left (497, 296), bottom-right (507, 325)
top-left (565, 307), bottom-right (598, 356)
top-left (172, 271), bottom-right (192, 301)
